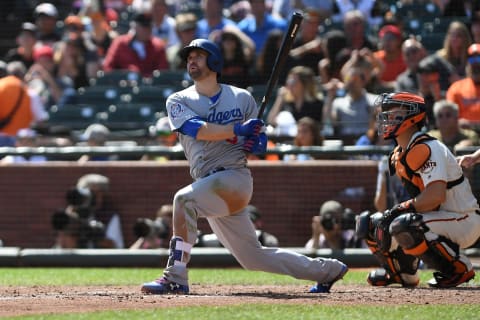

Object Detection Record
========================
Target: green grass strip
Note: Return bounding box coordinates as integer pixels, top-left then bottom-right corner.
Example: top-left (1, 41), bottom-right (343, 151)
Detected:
top-left (6, 304), bottom-right (480, 320)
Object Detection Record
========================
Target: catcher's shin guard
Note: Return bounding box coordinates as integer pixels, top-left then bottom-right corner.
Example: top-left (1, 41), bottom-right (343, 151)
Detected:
top-left (367, 247), bottom-right (420, 287)
top-left (390, 213), bottom-right (473, 287)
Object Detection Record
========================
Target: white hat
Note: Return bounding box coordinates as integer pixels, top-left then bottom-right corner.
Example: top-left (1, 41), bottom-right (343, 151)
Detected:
top-left (149, 116), bottom-right (172, 136)
top-left (81, 124), bottom-right (110, 143)
top-left (16, 128), bottom-right (37, 138)
top-left (34, 3), bottom-right (58, 18)
top-left (275, 111), bottom-right (297, 137)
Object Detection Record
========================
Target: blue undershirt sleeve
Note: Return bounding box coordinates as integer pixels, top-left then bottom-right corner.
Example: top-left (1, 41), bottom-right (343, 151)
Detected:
top-left (178, 116), bottom-right (206, 138)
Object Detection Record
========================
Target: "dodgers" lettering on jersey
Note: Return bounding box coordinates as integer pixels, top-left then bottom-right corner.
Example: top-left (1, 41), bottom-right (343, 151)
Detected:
top-left (207, 108), bottom-right (243, 124)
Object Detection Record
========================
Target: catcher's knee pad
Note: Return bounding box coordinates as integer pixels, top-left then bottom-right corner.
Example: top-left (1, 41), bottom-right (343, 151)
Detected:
top-left (390, 214), bottom-right (468, 276)
top-left (389, 213), bottom-right (425, 249)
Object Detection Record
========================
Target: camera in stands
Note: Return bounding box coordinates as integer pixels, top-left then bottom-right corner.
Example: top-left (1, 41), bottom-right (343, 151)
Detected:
top-left (133, 217), bottom-right (170, 240)
top-left (50, 187), bottom-right (106, 248)
top-left (320, 208), bottom-right (356, 231)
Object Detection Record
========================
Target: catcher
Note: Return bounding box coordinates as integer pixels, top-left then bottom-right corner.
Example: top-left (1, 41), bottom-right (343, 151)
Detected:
top-left (356, 92), bottom-right (480, 288)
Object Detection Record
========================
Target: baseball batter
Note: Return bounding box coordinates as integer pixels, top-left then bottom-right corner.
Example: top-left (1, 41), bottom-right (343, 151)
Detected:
top-left (356, 92), bottom-right (480, 288)
top-left (141, 39), bottom-right (347, 295)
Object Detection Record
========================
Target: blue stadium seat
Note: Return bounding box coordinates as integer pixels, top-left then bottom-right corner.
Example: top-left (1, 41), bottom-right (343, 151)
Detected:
top-left (103, 103), bottom-right (161, 130)
top-left (90, 70), bottom-right (142, 87)
top-left (75, 86), bottom-right (131, 111)
top-left (48, 104), bottom-right (100, 130)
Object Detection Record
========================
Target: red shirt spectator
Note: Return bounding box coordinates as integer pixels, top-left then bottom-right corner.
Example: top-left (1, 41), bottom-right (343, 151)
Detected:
top-left (103, 13), bottom-right (168, 77)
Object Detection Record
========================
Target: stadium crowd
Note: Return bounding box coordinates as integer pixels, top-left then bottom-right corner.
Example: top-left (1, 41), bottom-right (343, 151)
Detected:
top-left (0, 0), bottom-right (479, 159)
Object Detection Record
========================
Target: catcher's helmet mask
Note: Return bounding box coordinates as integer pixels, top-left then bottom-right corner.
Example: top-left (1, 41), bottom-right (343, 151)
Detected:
top-left (180, 39), bottom-right (223, 74)
top-left (376, 92), bottom-right (426, 140)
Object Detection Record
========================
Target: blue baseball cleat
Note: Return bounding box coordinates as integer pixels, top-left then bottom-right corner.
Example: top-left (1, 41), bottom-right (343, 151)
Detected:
top-left (309, 263), bottom-right (348, 293)
top-left (141, 277), bottom-right (189, 295)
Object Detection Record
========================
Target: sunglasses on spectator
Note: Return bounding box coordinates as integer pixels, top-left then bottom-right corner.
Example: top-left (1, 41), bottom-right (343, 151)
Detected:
top-left (468, 56), bottom-right (480, 64)
top-left (436, 112), bottom-right (453, 119)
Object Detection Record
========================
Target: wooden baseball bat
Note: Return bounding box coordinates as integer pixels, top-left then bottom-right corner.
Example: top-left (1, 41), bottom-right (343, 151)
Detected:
top-left (257, 12), bottom-right (303, 119)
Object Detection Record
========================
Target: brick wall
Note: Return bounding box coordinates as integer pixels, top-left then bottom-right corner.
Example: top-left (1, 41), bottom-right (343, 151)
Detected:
top-left (0, 160), bottom-right (378, 248)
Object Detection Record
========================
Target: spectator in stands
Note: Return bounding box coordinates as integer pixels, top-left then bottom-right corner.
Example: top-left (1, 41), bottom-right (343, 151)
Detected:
top-left (33, 2), bottom-right (61, 46)
top-left (80, 0), bottom-right (119, 62)
top-left (342, 10), bottom-right (376, 51)
top-left (395, 38), bottom-right (427, 93)
top-left (56, 15), bottom-right (100, 88)
top-left (130, 204), bottom-right (173, 249)
top-left (305, 200), bottom-right (362, 250)
top-left (77, 123), bottom-right (118, 162)
top-left (354, 109), bottom-right (393, 160)
top-left (237, 0), bottom-right (287, 56)
top-left (428, 100), bottom-right (479, 153)
top-left (25, 45), bottom-right (75, 109)
top-left (471, 14), bottom-right (480, 44)
top-left (6, 61), bottom-right (49, 130)
top-left (267, 66), bottom-right (324, 126)
top-left (287, 8), bottom-right (325, 76)
top-left (142, 116), bottom-right (179, 162)
top-left (318, 30), bottom-right (349, 85)
top-left (446, 43), bottom-right (480, 131)
top-left (103, 12), bottom-right (169, 77)
top-left (197, 205), bottom-right (279, 247)
top-left (53, 173), bottom-right (125, 249)
top-left (196, 0), bottom-right (236, 40)
top-left (3, 22), bottom-right (37, 70)
top-left (212, 26), bottom-right (255, 88)
top-left (436, 21), bottom-right (472, 80)
top-left (255, 29), bottom-right (284, 84)
top-left (0, 128), bottom-right (47, 163)
top-left (283, 116), bottom-right (323, 161)
top-left (229, 0), bottom-right (251, 23)
top-left (150, 0), bottom-right (179, 48)
top-left (416, 57), bottom-right (445, 127)
top-left (332, 0), bottom-right (383, 27)
top-left (418, 54), bottom-right (456, 96)
top-left (373, 24), bottom-right (407, 91)
top-left (326, 58), bottom-right (377, 145)
top-left (0, 63), bottom-right (34, 136)
top-left (167, 12), bottom-right (198, 71)
top-left (272, 0), bottom-right (332, 20)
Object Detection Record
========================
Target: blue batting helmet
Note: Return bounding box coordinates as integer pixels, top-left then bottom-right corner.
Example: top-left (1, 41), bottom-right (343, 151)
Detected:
top-left (179, 39), bottom-right (223, 74)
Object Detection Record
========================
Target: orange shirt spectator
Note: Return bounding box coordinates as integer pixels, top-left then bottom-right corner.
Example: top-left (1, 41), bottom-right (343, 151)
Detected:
top-left (373, 25), bottom-right (406, 89)
top-left (0, 75), bottom-right (33, 136)
top-left (446, 44), bottom-right (480, 128)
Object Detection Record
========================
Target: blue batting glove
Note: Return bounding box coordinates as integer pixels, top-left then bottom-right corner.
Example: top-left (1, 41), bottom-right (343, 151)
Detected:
top-left (234, 119), bottom-right (264, 136)
top-left (242, 133), bottom-right (267, 154)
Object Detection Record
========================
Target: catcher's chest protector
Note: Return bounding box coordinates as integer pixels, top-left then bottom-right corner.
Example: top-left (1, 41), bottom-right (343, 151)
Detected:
top-left (390, 134), bottom-right (435, 198)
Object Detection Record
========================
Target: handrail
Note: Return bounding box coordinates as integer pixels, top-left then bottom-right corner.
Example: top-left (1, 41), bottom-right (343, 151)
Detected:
top-left (0, 145), bottom-right (475, 158)
top-left (0, 145), bottom-right (392, 157)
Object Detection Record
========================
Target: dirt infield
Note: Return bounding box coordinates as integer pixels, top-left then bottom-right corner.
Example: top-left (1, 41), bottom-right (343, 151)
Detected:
top-left (1, 283), bottom-right (479, 317)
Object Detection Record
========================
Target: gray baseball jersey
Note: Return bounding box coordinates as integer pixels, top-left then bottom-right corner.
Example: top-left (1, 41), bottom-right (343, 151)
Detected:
top-left (161, 82), bottom-right (346, 288)
top-left (167, 84), bottom-right (257, 179)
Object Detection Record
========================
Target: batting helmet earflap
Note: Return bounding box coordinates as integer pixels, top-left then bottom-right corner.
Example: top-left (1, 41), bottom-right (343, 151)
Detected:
top-left (179, 39), bottom-right (223, 73)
